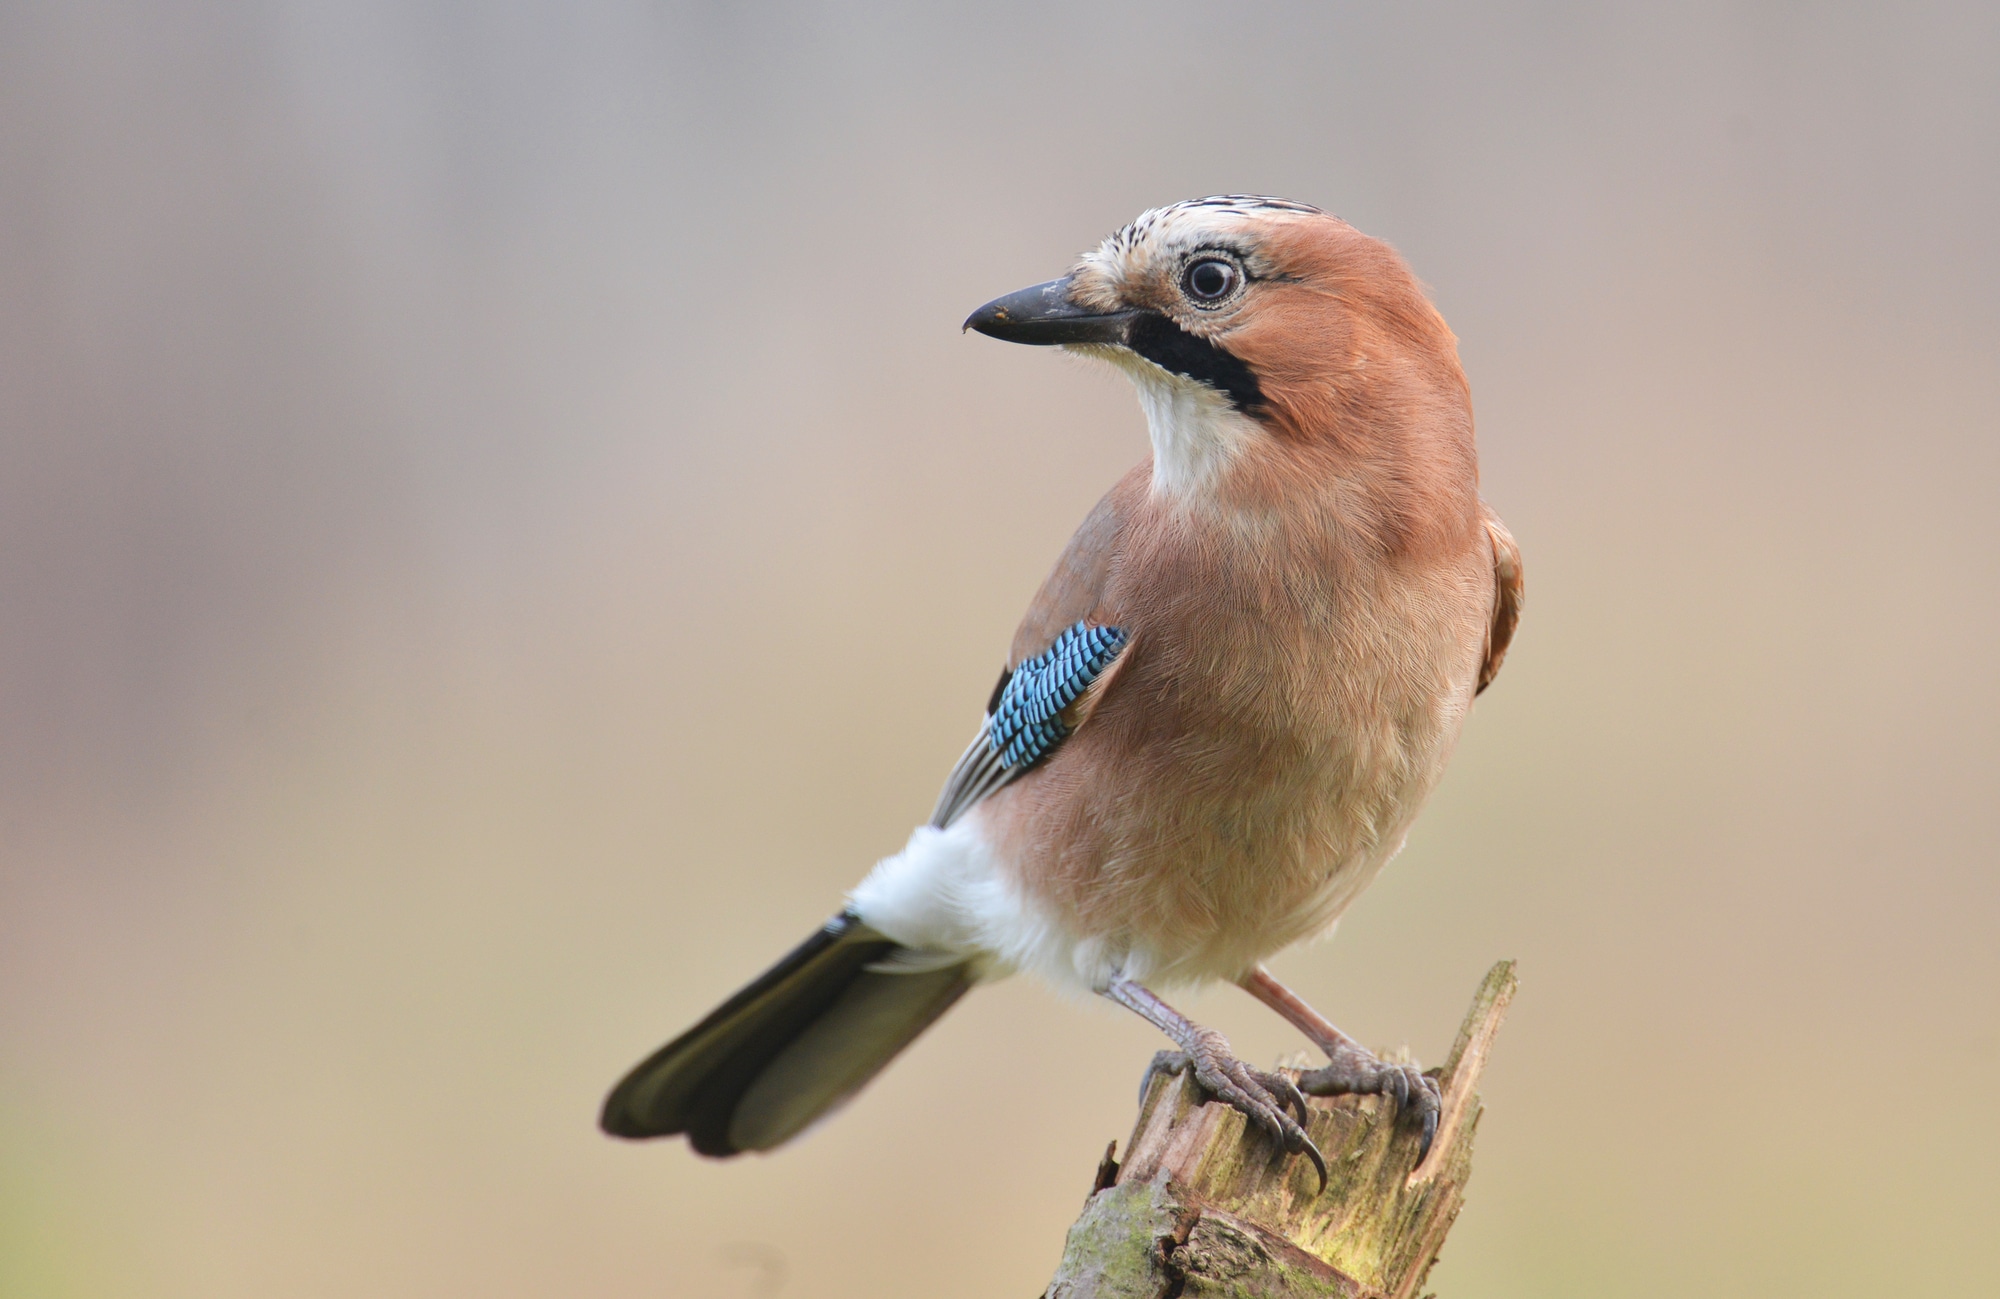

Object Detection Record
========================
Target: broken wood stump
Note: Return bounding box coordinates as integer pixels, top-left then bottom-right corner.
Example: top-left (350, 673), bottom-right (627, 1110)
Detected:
top-left (1044, 961), bottom-right (1517, 1299)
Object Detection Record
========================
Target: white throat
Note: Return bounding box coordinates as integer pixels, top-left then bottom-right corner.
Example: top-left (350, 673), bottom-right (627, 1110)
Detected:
top-left (1122, 363), bottom-right (1260, 500)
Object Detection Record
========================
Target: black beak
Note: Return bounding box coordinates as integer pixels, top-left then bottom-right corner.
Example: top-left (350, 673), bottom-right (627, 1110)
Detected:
top-left (963, 277), bottom-right (1140, 346)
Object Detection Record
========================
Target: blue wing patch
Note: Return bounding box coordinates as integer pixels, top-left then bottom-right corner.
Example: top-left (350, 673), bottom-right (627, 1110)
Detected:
top-left (988, 621), bottom-right (1128, 769)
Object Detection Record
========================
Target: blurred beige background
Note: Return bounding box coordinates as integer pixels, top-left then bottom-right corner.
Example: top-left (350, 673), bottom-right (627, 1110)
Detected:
top-left (3, 3), bottom-right (1996, 1296)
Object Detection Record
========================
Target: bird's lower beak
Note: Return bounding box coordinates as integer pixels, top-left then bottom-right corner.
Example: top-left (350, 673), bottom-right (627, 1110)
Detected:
top-left (963, 277), bottom-right (1140, 346)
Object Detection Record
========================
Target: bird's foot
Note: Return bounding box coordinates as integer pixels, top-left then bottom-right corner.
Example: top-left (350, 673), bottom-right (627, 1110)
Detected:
top-left (1144, 1030), bottom-right (1328, 1192)
top-left (1298, 1042), bottom-right (1442, 1165)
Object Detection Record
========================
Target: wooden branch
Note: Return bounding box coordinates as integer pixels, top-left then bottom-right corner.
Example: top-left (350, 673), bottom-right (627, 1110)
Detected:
top-left (1044, 961), bottom-right (1517, 1299)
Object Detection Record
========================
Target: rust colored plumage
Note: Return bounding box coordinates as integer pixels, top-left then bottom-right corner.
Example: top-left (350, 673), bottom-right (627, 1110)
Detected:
top-left (604, 197), bottom-right (1521, 1172)
top-left (976, 210), bottom-right (1518, 983)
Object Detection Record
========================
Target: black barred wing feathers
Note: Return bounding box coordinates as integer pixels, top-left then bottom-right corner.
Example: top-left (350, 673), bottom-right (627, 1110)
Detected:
top-left (928, 621), bottom-right (1128, 829)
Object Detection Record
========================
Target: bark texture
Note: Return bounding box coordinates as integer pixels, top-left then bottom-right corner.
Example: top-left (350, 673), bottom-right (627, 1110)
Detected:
top-left (1045, 961), bottom-right (1516, 1299)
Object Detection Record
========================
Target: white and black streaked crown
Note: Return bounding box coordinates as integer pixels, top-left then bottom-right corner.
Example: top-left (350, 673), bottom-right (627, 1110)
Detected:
top-left (1101, 195), bottom-right (1326, 257)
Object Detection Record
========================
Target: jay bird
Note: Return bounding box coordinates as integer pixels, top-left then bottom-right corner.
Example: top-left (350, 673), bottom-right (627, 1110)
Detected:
top-left (601, 196), bottom-right (1522, 1182)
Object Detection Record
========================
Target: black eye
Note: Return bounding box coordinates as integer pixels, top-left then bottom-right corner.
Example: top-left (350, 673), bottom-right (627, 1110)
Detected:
top-left (1183, 258), bottom-right (1239, 302)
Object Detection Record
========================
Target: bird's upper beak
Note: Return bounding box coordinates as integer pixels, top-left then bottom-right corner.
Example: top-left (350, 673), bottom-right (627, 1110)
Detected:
top-left (963, 276), bottom-right (1140, 346)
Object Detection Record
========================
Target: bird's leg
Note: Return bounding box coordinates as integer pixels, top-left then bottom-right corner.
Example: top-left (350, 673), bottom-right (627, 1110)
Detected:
top-left (1240, 965), bottom-right (1443, 1165)
top-left (1102, 976), bottom-right (1327, 1191)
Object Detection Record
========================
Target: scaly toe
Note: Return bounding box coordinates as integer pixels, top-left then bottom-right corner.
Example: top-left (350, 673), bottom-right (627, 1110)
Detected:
top-left (1247, 1065), bottom-right (1313, 1128)
top-left (1300, 1047), bottom-right (1444, 1167)
top-left (1182, 1037), bottom-right (1329, 1194)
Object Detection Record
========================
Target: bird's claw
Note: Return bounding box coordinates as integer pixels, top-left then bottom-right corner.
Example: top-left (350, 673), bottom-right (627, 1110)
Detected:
top-left (1147, 1035), bottom-right (1328, 1193)
top-left (1298, 1046), bottom-right (1444, 1167)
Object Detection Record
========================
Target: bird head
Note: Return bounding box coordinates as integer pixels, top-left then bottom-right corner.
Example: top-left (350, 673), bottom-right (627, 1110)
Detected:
top-left (966, 196), bottom-right (1473, 515)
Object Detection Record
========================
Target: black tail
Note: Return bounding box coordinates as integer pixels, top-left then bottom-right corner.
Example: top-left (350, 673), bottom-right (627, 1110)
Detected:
top-left (599, 911), bottom-right (971, 1155)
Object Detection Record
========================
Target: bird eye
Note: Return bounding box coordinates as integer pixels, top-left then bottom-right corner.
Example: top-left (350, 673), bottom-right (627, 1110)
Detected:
top-left (1183, 258), bottom-right (1239, 303)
